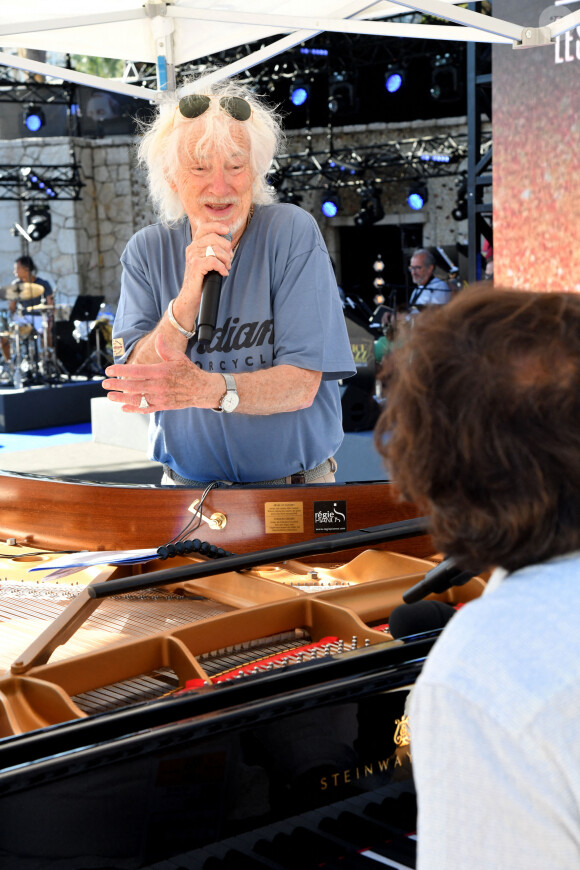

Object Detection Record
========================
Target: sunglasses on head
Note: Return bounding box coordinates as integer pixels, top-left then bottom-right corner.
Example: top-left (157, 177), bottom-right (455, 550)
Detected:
top-left (178, 94), bottom-right (252, 122)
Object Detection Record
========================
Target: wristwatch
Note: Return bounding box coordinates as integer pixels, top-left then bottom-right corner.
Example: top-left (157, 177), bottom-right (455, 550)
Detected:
top-left (216, 373), bottom-right (239, 413)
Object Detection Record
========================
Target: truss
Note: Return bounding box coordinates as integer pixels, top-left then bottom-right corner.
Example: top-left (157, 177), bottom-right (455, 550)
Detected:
top-left (271, 131), bottom-right (488, 193)
top-left (0, 164), bottom-right (84, 201)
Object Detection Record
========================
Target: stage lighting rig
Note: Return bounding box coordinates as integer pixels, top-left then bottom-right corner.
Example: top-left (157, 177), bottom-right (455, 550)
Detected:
top-left (354, 187), bottom-right (384, 227)
top-left (328, 72), bottom-right (356, 116)
top-left (407, 182), bottom-right (428, 211)
top-left (23, 104), bottom-right (46, 133)
top-left (20, 167), bottom-right (57, 199)
top-left (289, 80), bottom-right (309, 107)
top-left (451, 176), bottom-right (468, 221)
top-left (430, 53), bottom-right (463, 102)
top-left (384, 65), bottom-right (405, 94)
top-left (24, 205), bottom-right (52, 241)
top-left (320, 191), bottom-right (341, 218)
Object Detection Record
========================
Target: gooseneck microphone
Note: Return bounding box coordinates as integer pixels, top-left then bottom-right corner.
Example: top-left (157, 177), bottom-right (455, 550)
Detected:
top-left (197, 231), bottom-right (233, 344)
top-left (402, 556), bottom-right (476, 604)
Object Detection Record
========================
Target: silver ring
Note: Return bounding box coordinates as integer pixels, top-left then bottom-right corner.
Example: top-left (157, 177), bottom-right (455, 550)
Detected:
top-left (139, 395), bottom-right (150, 409)
top-left (205, 245), bottom-right (216, 258)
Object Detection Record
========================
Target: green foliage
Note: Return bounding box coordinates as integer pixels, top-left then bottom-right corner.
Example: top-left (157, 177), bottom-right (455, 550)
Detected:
top-left (71, 56), bottom-right (124, 79)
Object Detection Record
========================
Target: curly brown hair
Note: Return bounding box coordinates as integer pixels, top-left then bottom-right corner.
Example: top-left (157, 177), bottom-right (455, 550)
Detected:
top-left (374, 285), bottom-right (580, 573)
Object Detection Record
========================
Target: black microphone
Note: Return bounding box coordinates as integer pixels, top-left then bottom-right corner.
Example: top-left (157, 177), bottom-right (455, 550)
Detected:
top-left (402, 556), bottom-right (476, 604)
top-left (197, 272), bottom-right (222, 344)
top-left (388, 600), bottom-right (456, 640)
top-left (197, 231), bottom-right (233, 344)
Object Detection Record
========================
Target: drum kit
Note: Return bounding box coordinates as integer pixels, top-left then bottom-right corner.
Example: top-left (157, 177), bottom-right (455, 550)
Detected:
top-left (0, 282), bottom-right (112, 388)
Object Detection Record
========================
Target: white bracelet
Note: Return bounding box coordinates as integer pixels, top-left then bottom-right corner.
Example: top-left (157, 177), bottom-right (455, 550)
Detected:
top-left (167, 298), bottom-right (196, 339)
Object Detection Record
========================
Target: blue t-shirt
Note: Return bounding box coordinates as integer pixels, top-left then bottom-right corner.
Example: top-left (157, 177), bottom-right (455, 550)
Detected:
top-left (114, 203), bottom-right (356, 483)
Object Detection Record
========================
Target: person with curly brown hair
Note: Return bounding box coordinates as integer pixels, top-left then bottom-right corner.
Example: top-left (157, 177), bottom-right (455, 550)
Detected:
top-left (375, 286), bottom-right (580, 870)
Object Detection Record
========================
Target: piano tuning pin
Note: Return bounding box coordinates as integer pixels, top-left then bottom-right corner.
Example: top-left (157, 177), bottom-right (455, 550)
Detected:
top-left (351, 636), bottom-right (358, 650)
top-left (364, 638), bottom-right (371, 647)
top-left (337, 639), bottom-right (344, 653)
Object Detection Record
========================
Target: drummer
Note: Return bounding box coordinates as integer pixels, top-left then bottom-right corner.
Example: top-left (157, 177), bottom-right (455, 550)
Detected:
top-left (10, 255), bottom-right (53, 316)
top-left (8, 256), bottom-right (53, 354)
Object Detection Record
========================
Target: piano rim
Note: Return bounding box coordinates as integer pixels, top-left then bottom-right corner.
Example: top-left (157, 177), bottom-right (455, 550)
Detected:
top-left (0, 634), bottom-right (437, 792)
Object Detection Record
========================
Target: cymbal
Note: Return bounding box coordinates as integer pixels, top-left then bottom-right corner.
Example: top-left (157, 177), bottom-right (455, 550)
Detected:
top-left (5, 282), bottom-right (46, 301)
top-left (28, 303), bottom-right (55, 312)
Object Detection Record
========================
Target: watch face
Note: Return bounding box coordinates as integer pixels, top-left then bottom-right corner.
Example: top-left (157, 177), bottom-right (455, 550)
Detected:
top-left (220, 391), bottom-right (239, 413)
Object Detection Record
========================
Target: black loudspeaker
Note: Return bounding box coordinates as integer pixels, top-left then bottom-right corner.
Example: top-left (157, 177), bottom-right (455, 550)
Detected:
top-left (341, 309), bottom-right (380, 432)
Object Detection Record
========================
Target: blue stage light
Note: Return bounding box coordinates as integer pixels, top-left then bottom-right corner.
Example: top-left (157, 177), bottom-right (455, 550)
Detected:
top-left (407, 183), bottom-right (428, 211)
top-left (290, 86), bottom-right (308, 107)
top-left (24, 106), bottom-right (45, 133)
top-left (321, 193), bottom-right (340, 218)
top-left (385, 72), bottom-right (403, 94)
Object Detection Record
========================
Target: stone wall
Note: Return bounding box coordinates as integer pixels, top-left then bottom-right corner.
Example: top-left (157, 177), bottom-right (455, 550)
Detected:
top-left (0, 114), bottom-right (483, 312)
top-left (0, 135), bottom-right (155, 314)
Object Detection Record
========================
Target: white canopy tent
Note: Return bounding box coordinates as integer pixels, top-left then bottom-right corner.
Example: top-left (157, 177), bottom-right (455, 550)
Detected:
top-left (0, 0), bottom-right (579, 100)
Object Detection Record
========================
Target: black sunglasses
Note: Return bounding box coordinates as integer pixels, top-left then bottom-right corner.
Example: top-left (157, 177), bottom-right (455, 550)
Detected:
top-left (178, 94), bottom-right (252, 122)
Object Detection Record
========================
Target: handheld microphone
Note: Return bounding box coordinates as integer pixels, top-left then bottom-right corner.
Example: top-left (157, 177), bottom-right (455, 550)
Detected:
top-left (197, 232), bottom-right (232, 344)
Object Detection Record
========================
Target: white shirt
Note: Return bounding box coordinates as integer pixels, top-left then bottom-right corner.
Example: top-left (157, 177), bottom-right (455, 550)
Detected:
top-left (410, 552), bottom-right (580, 869)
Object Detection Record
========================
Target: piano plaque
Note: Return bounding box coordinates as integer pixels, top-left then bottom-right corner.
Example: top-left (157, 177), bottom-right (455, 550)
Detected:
top-left (264, 501), bottom-right (304, 533)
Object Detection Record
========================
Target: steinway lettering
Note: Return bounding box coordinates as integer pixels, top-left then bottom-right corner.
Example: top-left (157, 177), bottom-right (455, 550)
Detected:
top-left (320, 758), bottom-right (391, 790)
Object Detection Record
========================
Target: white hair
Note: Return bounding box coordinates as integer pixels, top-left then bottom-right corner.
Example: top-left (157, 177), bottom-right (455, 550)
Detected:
top-left (136, 76), bottom-right (284, 223)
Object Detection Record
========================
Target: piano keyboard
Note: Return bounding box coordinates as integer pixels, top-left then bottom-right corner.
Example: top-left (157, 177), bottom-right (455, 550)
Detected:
top-left (142, 785), bottom-right (417, 870)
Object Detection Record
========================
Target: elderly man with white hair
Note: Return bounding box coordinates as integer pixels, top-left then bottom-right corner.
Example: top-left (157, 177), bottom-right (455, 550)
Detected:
top-left (103, 77), bottom-right (355, 487)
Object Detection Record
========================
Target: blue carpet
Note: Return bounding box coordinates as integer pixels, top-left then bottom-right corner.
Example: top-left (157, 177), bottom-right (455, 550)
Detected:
top-left (0, 423), bottom-right (92, 453)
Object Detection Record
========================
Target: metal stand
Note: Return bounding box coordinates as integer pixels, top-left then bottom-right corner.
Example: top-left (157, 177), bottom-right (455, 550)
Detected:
top-left (75, 322), bottom-right (111, 377)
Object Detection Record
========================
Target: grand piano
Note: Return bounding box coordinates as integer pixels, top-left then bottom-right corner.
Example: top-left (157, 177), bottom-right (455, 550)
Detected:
top-left (0, 482), bottom-right (484, 869)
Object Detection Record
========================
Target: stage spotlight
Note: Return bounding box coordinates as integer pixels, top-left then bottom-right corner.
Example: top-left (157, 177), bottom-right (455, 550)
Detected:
top-left (430, 53), bottom-right (462, 102)
top-left (24, 105), bottom-right (46, 133)
top-left (290, 82), bottom-right (309, 107)
top-left (384, 67), bottom-right (404, 94)
top-left (354, 187), bottom-right (384, 227)
top-left (328, 72), bottom-right (356, 116)
top-left (451, 177), bottom-right (468, 220)
top-left (407, 183), bottom-right (428, 211)
top-left (25, 205), bottom-right (52, 241)
top-left (321, 192), bottom-right (341, 218)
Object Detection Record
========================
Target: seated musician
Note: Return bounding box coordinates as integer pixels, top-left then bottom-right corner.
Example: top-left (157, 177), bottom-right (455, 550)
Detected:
top-left (2, 256), bottom-right (54, 362)
top-left (374, 286), bottom-right (580, 869)
top-left (103, 76), bottom-right (355, 486)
